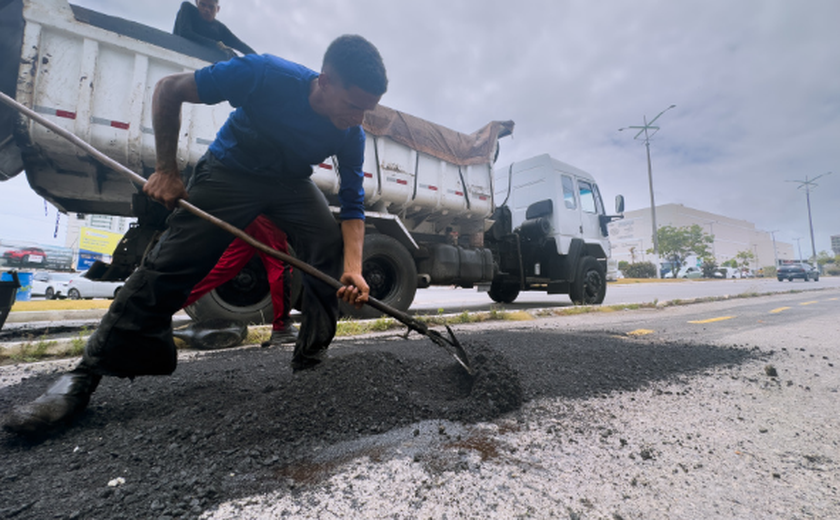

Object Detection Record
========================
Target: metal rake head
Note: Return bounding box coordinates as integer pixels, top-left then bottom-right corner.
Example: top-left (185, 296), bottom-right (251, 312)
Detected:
top-left (425, 324), bottom-right (473, 375)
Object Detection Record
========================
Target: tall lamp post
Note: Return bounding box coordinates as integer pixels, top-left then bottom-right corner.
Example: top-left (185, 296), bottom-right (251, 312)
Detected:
top-left (620, 104), bottom-right (676, 279)
top-left (786, 172), bottom-right (832, 263)
top-left (793, 237), bottom-right (803, 261)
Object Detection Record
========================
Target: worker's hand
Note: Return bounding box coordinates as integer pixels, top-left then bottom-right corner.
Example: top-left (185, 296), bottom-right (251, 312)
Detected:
top-left (144, 171), bottom-right (188, 211)
top-left (216, 41), bottom-right (237, 60)
top-left (337, 272), bottom-right (369, 309)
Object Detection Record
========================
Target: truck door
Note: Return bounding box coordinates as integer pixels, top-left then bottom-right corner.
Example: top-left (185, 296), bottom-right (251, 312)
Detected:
top-left (577, 179), bottom-right (606, 241)
top-left (555, 174), bottom-right (582, 240)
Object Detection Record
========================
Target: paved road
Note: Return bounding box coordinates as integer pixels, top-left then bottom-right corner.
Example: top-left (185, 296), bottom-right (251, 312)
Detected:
top-left (1, 284), bottom-right (838, 518)
top-left (409, 276), bottom-right (840, 314)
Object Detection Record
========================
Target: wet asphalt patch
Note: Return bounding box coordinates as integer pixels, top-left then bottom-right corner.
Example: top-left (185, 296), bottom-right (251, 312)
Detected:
top-left (0, 329), bottom-right (763, 519)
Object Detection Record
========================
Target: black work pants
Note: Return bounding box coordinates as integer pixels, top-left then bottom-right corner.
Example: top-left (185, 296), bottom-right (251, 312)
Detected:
top-left (82, 153), bottom-right (344, 377)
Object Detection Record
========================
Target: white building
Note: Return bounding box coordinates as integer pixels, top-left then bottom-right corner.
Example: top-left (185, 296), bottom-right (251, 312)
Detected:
top-left (609, 203), bottom-right (795, 270)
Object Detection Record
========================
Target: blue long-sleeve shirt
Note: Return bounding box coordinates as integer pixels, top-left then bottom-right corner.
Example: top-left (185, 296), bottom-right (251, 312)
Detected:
top-left (194, 54), bottom-right (366, 221)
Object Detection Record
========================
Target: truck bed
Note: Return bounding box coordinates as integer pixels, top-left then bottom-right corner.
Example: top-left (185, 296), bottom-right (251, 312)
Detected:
top-left (2, 0), bottom-right (513, 235)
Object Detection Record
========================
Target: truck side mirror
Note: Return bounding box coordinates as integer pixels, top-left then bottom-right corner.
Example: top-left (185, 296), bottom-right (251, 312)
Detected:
top-left (615, 195), bottom-right (625, 214)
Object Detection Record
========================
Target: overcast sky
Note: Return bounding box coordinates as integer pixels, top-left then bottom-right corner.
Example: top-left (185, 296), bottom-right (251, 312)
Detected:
top-left (2, 0), bottom-right (838, 257)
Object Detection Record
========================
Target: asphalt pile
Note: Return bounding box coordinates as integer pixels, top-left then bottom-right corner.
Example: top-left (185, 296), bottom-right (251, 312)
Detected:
top-left (0, 337), bottom-right (524, 519)
top-left (0, 329), bottom-right (757, 519)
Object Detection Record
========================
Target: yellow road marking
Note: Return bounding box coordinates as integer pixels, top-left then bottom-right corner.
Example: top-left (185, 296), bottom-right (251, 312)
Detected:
top-left (828, 298), bottom-right (838, 301)
top-left (799, 301), bottom-right (818, 306)
top-left (627, 329), bottom-right (655, 336)
top-left (769, 307), bottom-right (791, 314)
top-left (688, 316), bottom-right (735, 324)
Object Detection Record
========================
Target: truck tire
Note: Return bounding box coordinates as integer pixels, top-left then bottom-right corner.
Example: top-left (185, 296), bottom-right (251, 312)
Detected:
top-left (340, 234), bottom-right (417, 319)
top-left (488, 276), bottom-right (520, 304)
top-left (184, 248), bottom-right (303, 325)
top-left (569, 256), bottom-right (607, 305)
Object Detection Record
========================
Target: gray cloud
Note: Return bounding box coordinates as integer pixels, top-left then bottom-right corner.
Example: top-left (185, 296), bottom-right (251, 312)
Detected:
top-left (3, 0), bottom-right (838, 255)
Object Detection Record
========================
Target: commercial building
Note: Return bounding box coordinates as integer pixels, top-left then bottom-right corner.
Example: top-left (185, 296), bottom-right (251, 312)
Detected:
top-left (64, 213), bottom-right (134, 270)
top-left (609, 203), bottom-right (794, 270)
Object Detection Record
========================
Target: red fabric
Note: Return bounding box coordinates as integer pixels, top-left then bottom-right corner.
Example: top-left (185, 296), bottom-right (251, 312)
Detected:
top-left (183, 215), bottom-right (290, 330)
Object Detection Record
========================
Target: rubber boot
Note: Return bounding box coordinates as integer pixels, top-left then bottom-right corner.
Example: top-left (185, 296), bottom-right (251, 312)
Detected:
top-left (2, 367), bottom-right (102, 435)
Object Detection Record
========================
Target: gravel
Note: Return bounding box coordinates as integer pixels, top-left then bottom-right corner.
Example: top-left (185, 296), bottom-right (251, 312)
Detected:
top-left (1, 308), bottom-right (837, 519)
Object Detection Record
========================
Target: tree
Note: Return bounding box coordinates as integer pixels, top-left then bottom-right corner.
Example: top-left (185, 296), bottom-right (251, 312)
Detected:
top-left (815, 250), bottom-right (834, 267)
top-left (649, 224), bottom-right (713, 273)
top-left (734, 250), bottom-right (755, 273)
top-left (700, 256), bottom-right (719, 278)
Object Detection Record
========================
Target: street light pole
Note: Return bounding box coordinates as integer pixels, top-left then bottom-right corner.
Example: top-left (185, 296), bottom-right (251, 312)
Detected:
top-left (793, 237), bottom-right (803, 261)
top-left (620, 104), bottom-right (676, 279)
top-left (786, 172), bottom-right (832, 263)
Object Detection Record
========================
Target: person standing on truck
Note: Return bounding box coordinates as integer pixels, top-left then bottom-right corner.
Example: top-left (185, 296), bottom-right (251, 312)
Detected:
top-left (173, 0), bottom-right (256, 58)
top-left (182, 215), bottom-right (298, 346)
top-left (3, 35), bottom-right (388, 435)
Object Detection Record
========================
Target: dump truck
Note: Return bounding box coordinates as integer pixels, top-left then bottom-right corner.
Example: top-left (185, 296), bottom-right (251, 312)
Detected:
top-left (0, 0), bottom-right (624, 322)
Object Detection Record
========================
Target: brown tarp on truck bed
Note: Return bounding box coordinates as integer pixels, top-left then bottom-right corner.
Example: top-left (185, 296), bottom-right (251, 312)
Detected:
top-left (363, 105), bottom-right (514, 167)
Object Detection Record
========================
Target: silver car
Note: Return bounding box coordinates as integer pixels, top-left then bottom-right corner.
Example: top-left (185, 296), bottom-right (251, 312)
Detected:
top-left (31, 271), bottom-right (74, 300)
top-left (65, 270), bottom-right (125, 299)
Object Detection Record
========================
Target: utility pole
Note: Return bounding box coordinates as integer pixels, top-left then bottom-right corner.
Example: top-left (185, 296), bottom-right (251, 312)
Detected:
top-left (705, 220), bottom-right (719, 259)
top-left (786, 172), bottom-right (832, 263)
top-left (619, 104), bottom-right (676, 279)
top-left (769, 230), bottom-right (779, 268)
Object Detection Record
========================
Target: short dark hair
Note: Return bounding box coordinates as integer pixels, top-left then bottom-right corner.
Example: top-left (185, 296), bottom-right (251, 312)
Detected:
top-left (323, 35), bottom-right (388, 96)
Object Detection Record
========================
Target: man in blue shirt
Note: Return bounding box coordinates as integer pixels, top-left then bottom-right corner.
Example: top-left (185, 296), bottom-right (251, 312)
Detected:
top-left (3, 35), bottom-right (388, 435)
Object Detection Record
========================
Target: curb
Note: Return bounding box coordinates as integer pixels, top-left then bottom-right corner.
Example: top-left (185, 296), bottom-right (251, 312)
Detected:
top-left (4, 309), bottom-right (109, 323)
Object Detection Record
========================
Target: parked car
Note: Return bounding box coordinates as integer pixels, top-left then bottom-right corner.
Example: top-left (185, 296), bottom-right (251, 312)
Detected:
top-left (31, 271), bottom-right (75, 299)
top-left (777, 262), bottom-right (819, 282)
top-left (714, 267), bottom-right (742, 279)
top-left (665, 265), bottom-right (703, 279)
top-left (2, 247), bottom-right (47, 267)
top-left (65, 270), bottom-right (125, 299)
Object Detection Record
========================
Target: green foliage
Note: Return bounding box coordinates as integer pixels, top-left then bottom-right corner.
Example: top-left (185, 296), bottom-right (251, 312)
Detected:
top-left (10, 336), bottom-right (56, 362)
top-left (700, 256), bottom-right (719, 278)
top-left (734, 250), bottom-right (755, 271)
top-left (370, 317), bottom-right (394, 331)
top-left (815, 250), bottom-right (834, 267)
top-left (721, 258), bottom-right (738, 268)
top-left (650, 224), bottom-right (713, 272)
top-left (618, 260), bottom-right (630, 273)
top-left (623, 261), bottom-right (657, 279)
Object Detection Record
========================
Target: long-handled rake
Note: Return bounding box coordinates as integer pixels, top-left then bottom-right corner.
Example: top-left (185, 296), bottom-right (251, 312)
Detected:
top-left (0, 91), bottom-right (473, 374)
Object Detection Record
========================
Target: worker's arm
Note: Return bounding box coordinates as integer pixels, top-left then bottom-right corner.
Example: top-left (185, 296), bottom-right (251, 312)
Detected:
top-left (218, 23), bottom-right (256, 55)
top-left (337, 219), bottom-right (369, 308)
top-left (148, 73), bottom-right (202, 210)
